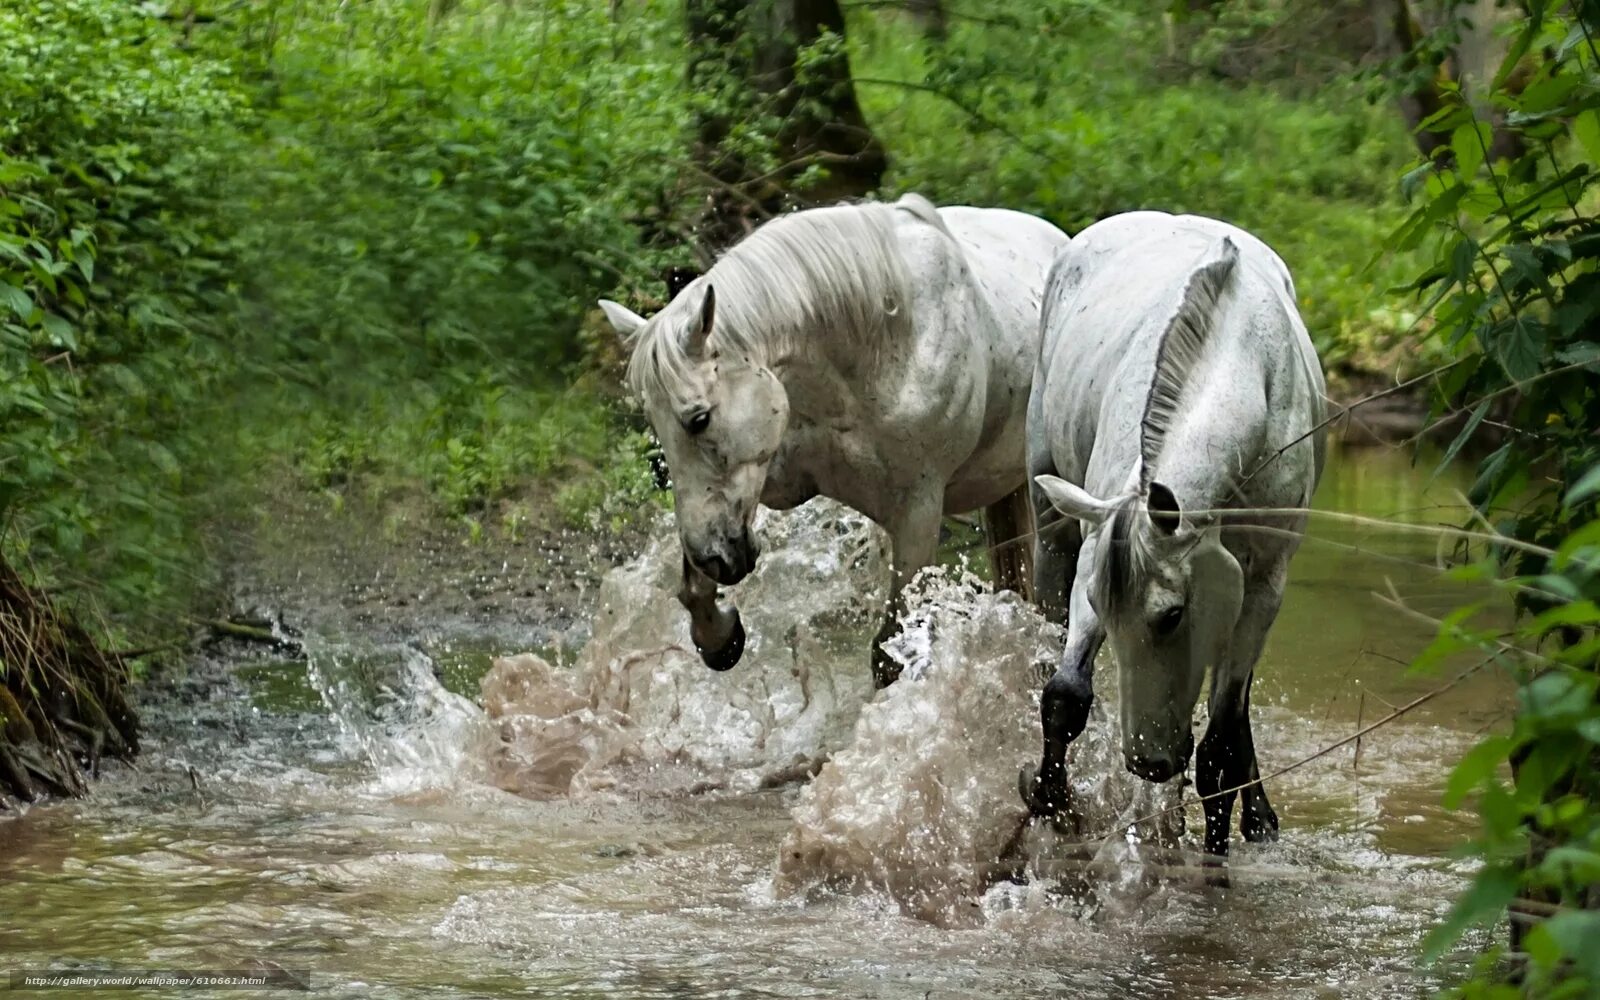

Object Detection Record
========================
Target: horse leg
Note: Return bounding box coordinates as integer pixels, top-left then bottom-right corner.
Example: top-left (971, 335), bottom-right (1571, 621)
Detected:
top-left (1028, 470), bottom-right (1080, 626)
top-left (870, 487), bottom-right (944, 689)
top-left (1197, 575), bottom-right (1285, 868)
top-left (678, 555), bottom-right (745, 672)
top-left (1020, 544), bottom-right (1102, 818)
top-left (1238, 681), bottom-right (1279, 843)
top-left (982, 486), bottom-right (1035, 602)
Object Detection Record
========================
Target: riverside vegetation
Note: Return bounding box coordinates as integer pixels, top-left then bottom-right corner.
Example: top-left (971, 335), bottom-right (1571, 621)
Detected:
top-left (0, 0), bottom-right (1595, 994)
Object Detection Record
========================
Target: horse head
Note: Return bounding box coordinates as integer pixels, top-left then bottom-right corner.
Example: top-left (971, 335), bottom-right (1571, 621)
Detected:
top-left (600, 283), bottom-right (789, 586)
top-left (1035, 474), bottom-right (1244, 783)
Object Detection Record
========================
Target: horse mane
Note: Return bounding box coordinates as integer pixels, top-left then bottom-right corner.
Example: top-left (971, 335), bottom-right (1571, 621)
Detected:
top-left (1099, 235), bottom-right (1238, 616)
top-left (1094, 496), bottom-right (1148, 618)
top-left (626, 196), bottom-right (940, 403)
top-left (1137, 235), bottom-right (1238, 489)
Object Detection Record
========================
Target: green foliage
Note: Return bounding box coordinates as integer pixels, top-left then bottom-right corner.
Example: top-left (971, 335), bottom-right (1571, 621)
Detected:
top-left (553, 429), bottom-right (669, 534)
top-left (848, 0), bottom-right (1422, 368)
top-left (0, 0), bottom-right (246, 631)
top-left (228, 0), bottom-right (690, 385)
top-left (1390, 2), bottom-right (1600, 991)
top-left (0, 0), bottom-right (1439, 649)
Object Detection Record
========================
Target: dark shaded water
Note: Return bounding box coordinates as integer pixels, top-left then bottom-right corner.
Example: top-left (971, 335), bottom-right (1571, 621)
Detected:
top-left (0, 446), bottom-right (1505, 998)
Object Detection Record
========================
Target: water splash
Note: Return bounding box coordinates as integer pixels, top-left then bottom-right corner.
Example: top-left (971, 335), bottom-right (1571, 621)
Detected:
top-left (777, 568), bottom-right (1185, 924)
top-left (305, 639), bottom-right (498, 795)
top-left (305, 495), bottom-right (1184, 918)
top-left (483, 499), bottom-right (886, 796)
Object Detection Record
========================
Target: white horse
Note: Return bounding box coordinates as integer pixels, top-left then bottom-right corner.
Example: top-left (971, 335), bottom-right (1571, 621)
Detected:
top-left (599, 195), bottom-right (1068, 688)
top-left (1017, 211), bottom-right (1325, 865)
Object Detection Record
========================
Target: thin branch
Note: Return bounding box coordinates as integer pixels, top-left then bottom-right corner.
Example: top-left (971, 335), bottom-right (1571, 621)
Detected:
top-left (1070, 654), bottom-right (1496, 847)
top-left (1402, 356), bottom-right (1600, 448)
top-left (1237, 359), bottom-right (1462, 492)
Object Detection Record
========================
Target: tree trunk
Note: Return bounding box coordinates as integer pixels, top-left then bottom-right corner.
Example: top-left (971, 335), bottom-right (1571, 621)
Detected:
top-left (1371, 0), bottom-right (1452, 158)
top-left (1371, 0), bottom-right (1524, 163)
top-left (686, 0), bottom-right (888, 248)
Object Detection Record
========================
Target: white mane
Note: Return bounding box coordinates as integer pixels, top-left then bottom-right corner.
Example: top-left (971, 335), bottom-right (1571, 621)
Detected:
top-left (626, 197), bottom-right (939, 403)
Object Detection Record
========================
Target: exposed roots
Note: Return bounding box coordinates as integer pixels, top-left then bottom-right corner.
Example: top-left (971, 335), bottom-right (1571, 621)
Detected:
top-left (0, 557), bottom-right (139, 809)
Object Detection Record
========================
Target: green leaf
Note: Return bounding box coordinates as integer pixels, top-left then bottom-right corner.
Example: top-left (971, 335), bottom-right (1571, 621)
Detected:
top-left (1573, 110), bottom-right (1600, 165)
top-left (1434, 400), bottom-right (1490, 481)
top-left (1452, 122), bottom-right (1491, 177)
top-left (1568, 465), bottom-right (1600, 508)
top-left (1539, 911), bottom-right (1600, 982)
top-left (0, 283), bottom-right (32, 319)
top-left (1444, 735), bottom-right (1511, 808)
top-left (40, 313), bottom-right (76, 351)
top-left (1422, 862), bottom-right (1518, 962)
top-left (1489, 316), bottom-right (1546, 382)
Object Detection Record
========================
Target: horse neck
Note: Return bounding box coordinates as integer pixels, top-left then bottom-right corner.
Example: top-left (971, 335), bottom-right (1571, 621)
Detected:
top-left (1146, 332), bottom-right (1268, 514)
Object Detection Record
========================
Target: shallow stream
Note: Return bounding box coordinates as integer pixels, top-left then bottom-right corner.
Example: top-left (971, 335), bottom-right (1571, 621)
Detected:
top-left (0, 447), bottom-right (1508, 998)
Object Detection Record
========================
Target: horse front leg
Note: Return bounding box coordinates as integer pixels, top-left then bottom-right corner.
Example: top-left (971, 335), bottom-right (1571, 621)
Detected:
top-left (678, 555), bottom-right (746, 672)
top-left (1196, 576), bottom-right (1285, 874)
top-left (870, 488), bottom-right (944, 689)
top-left (1021, 542), bottom-right (1102, 819)
top-left (1020, 624), bottom-right (1102, 820)
top-left (1028, 471), bottom-right (1081, 627)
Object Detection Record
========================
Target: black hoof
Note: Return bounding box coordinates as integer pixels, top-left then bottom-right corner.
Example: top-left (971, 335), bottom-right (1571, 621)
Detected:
top-left (1243, 804), bottom-right (1280, 843)
top-left (1019, 764), bottom-right (1068, 818)
top-left (871, 653), bottom-right (902, 690)
top-left (698, 615), bottom-right (745, 672)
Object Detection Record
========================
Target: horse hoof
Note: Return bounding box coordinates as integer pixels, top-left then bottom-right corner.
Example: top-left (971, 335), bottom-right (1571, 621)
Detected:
top-left (698, 615), bottom-right (745, 672)
top-left (1018, 764), bottom-right (1067, 818)
top-left (1243, 808), bottom-right (1280, 844)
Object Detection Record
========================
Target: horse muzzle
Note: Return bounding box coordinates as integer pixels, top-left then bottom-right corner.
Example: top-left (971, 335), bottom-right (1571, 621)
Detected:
top-left (1124, 732), bottom-right (1194, 783)
top-left (689, 532), bottom-right (760, 586)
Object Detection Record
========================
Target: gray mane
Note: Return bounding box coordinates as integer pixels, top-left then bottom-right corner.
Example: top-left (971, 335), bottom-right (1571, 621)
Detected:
top-left (1100, 235), bottom-right (1238, 615)
top-left (627, 196), bottom-right (942, 402)
top-left (1137, 236), bottom-right (1238, 489)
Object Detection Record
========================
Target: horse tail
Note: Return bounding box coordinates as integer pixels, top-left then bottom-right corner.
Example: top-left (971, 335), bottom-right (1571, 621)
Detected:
top-left (893, 193), bottom-right (956, 243)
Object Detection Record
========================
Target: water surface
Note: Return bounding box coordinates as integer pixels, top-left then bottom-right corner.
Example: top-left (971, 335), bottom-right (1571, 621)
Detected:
top-left (0, 446), bottom-right (1505, 998)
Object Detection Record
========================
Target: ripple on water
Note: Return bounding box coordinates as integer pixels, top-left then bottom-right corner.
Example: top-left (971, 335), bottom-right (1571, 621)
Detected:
top-left (0, 454), bottom-right (1506, 998)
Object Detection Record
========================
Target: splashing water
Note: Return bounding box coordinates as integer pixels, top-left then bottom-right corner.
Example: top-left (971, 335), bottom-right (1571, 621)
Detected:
top-left (305, 640), bottom-right (499, 795)
top-left (464, 497), bottom-right (1183, 919)
top-left (480, 499), bottom-right (886, 796)
top-left (777, 568), bottom-right (1184, 924)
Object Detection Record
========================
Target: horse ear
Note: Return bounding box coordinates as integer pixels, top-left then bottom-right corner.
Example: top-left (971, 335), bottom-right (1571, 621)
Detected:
top-left (598, 299), bottom-right (646, 341)
top-left (685, 284), bottom-right (715, 357)
top-left (1035, 475), bottom-right (1117, 526)
top-left (1147, 481), bottom-right (1183, 536)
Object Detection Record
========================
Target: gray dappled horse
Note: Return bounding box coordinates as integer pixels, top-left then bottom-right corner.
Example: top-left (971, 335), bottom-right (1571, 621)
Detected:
top-left (1019, 212), bottom-right (1326, 865)
top-left (600, 195), bottom-right (1067, 689)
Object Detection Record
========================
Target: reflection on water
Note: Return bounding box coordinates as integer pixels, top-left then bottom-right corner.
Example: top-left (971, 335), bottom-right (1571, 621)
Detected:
top-left (0, 446), bottom-right (1503, 998)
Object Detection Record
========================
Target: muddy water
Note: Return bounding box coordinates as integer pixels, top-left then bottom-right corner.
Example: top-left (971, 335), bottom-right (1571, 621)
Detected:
top-left (0, 447), bottom-right (1506, 999)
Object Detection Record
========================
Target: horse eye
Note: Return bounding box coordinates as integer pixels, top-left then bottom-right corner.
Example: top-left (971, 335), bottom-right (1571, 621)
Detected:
top-left (684, 411), bottom-right (712, 435)
top-left (1153, 606), bottom-right (1185, 638)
